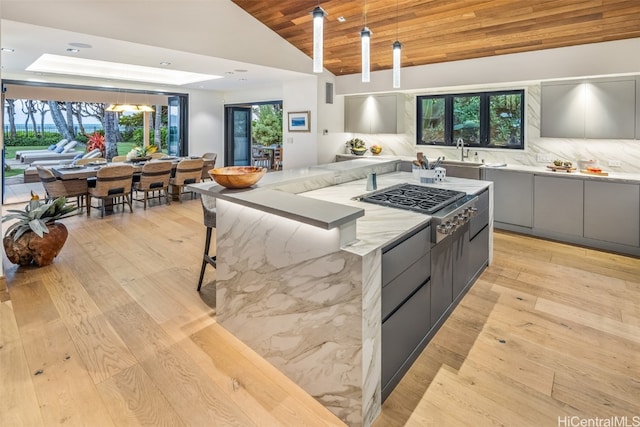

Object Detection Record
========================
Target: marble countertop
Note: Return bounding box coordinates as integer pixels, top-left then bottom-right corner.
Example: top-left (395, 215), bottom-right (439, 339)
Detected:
top-left (189, 163), bottom-right (491, 256)
top-left (298, 171), bottom-right (491, 256)
top-left (483, 164), bottom-right (640, 184)
top-left (337, 153), bottom-right (640, 184)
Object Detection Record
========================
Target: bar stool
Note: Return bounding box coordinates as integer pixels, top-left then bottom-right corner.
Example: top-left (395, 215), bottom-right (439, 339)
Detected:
top-left (197, 194), bottom-right (217, 291)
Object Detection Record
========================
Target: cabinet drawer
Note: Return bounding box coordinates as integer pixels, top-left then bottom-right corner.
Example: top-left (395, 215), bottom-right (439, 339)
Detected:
top-left (470, 225), bottom-right (489, 279)
top-left (382, 252), bottom-right (430, 321)
top-left (382, 225), bottom-right (431, 285)
top-left (381, 281), bottom-right (430, 390)
top-left (470, 189), bottom-right (489, 238)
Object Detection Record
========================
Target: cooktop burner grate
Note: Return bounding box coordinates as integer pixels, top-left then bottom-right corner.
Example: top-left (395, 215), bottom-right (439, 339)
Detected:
top-left (359, 183), bottom-right (467, 215)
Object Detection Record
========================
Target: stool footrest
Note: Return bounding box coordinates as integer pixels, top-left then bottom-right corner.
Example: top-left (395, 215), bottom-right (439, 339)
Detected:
top-left (204, 255), bottom-right (216, 269)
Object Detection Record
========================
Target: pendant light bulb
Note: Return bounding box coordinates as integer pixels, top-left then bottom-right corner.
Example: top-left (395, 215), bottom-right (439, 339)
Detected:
top-left (361, 26), bottom-right (371, 83)
top-left (312, 6), bottom-right (326, 73)
top-left (392, 41), bottom-right (402, 89)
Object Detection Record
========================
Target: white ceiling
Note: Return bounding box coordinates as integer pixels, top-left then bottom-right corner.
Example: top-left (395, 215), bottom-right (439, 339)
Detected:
top-left (0, 1), bottom-right (315, 95)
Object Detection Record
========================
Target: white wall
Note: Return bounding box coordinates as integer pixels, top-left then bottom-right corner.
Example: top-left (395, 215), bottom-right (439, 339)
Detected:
top-left (282, 77), bottom-right (319, 170)
top-left (188, 89), bottom-right (224, 161)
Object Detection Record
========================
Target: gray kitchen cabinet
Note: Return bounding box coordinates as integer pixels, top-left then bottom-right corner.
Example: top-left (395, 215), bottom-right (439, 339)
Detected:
top-left (381, 224), bottom-right (431, 400)
top-left (344, 93), bottom-right (404, 134)
top-left (430, 234), bottom-right (452, 326)
top-left (533, 175), bottom-right (583, 237)
top-left (541, 77), bottom-right (636, 139)
top-left (541, 82), bottom-right (586, 138)
top-left (484, 168), bottom-right (533, 228)
top-left (584, 181), bottom-right (640, 247)
top-left (586, 80), bottom-right (636, 139)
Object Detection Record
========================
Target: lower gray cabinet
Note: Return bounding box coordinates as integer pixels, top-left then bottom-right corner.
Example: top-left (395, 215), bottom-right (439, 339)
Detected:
top-left (470, 225), bottom-right (489, 279)
top-left (484, 168), bottom-right (533, 227)
top-left (534, 175), bottom-right (583, 237)
top-left (381, 281), bottom-right (430, 400)
top-left (430, 235), bottom-right (452, 326)
top-left (584, 180), bottom-right (640, 247)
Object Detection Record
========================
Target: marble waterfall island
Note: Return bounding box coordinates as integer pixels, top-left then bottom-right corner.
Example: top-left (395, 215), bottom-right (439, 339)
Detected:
top-left (188, 161), bottom-right (492, 427)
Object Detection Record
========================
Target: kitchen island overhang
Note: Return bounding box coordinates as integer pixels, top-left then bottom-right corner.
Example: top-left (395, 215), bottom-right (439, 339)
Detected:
top-left (188, 162), bottom-right (493, 427)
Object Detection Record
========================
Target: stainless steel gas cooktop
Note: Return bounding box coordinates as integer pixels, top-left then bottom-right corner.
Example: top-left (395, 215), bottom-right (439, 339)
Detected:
top-left (357, 183), bottom-right (467, 215)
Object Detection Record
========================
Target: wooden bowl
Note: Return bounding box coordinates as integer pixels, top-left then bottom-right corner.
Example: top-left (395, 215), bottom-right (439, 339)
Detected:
top-left (208, 166), bottom-right (267, 189)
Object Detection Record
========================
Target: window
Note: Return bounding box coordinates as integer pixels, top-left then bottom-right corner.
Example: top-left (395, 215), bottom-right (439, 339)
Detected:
top-left (417, 89), bottom-right (524, 149)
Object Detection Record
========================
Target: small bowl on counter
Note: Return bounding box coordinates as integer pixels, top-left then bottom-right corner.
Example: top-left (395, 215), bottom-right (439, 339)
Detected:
top-left (208, 166), bottom-right (267, 189)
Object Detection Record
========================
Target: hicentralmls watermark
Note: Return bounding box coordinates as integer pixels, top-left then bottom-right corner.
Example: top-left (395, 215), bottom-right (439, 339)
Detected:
top-left (558, 416), bottom-right (640, 427)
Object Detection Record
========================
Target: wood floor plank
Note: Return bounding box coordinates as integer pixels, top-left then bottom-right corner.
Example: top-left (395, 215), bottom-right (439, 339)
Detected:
top-left (96, 364), bottom-right (186, 427)
top-left (39, 264), bottom-right (138, 384)
top-left (535, 297), bottom-right (640, 344)
top-left (191, 324), bottom-right (345, 426)
top-left (139, 343), bottom-right (258, 427)
top-left (3, 202), bottom-right (640, 426)
top-left (0, 300), bottom-right (44, 427)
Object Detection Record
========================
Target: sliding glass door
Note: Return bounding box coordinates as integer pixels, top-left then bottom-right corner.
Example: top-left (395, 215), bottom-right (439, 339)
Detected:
top-left (168, 95), bottom-right (188, 156)
top-left (224, 106), bottom-right (252, 166)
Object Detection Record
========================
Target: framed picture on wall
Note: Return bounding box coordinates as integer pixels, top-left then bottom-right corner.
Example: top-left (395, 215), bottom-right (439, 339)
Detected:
top-left (287, 111), bottom-right (310, 132)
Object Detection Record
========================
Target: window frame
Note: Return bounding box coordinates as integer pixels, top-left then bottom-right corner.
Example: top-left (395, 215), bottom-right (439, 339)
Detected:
top-left (417, 89), bottom-right (525, 149)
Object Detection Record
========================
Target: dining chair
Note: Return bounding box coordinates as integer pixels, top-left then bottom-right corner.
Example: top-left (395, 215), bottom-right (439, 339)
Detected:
top-left (251, 146), bottom-right (270, 169)
top-left (75, 157), bottom-right (105, 166)
top-left (36, 165), bottom-right (87, 212)
top-left (197, 194), bottom-right (217, 291)
top-left (201, 153), bottom-right (217, 180)
top-left (169, 158), bottom-right (204, 202)
top-left (273, 147), bottom-right (283, 170)
top-left (87, 164), bottom-right (134, 218)
top-left (132, 161), bottom-right (173, 209)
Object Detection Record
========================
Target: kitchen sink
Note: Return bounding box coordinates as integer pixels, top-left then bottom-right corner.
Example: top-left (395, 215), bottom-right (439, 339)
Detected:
top-left (439, 160), bottom-right (484, 180)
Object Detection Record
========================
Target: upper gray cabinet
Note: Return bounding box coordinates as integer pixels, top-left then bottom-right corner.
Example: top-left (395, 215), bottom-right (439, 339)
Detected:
top-left (345, 94), bottom-right (405, 134)
top-left (541, 77), bottom-right (637, 139)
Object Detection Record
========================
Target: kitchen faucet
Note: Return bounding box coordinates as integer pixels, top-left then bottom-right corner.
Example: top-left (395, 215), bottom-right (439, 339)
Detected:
top-left (456, 138), bottom-right (469, 161)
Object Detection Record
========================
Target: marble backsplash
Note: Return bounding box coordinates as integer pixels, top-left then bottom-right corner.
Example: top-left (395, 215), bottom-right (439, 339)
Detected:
top-left (332, 85), bottom-right (640, 174)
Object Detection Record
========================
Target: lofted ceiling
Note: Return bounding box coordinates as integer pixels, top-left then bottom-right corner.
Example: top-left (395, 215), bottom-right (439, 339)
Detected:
top-left (232, 0), bottom-right (640, 76)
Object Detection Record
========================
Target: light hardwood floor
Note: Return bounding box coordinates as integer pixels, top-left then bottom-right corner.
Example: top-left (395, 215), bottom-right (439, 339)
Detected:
top-left (1, 199), bottom-right (639, 426)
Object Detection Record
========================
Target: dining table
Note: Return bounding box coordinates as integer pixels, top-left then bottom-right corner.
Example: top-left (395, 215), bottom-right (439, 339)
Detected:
top-left (51, 157), bottom-right (216, 201)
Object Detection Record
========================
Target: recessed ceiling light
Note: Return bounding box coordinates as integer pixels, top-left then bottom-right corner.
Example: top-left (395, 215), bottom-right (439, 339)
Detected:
top-left (337, 16), bottom-right (346, 22)
top-left (1, 48), bottom-right (15, 52)
top-left (69, 42), bottom-right (92, 49)
top-left (159, 61), bottom-right (171, 66)
top-left (234, 69), bottom-right (248, 73)
top-left (26, 54), bottom-right (223, 85)
top-left (66, 48), bottom-right (80, 53)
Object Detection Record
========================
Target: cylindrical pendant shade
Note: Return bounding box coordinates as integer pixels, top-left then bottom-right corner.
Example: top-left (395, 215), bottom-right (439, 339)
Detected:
top-left (312, 7), bottom-right (326, 73)
top-left (361, 27), bottom-right (371, 83)
top-left (393, 40), bottom-right (402, 89)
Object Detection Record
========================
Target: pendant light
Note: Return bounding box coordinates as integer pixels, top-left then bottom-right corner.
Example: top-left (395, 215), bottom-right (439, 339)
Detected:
top-left (361, 1), bottom-right (371, 83)
top-left (392, 0), bottom-right (402, 88)
top-left (312, 4), bottom-right (327, 73)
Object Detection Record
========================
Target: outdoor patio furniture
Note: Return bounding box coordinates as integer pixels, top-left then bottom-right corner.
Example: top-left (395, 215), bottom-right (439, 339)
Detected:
top-left (15, 139), bottom-right (68, 159)
top-left (20, 140), bottom-right (80, 164)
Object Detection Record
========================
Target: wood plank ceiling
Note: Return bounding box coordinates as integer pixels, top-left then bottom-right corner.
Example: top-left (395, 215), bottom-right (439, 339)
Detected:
top-left (232, 0), bottom-right (640, 76)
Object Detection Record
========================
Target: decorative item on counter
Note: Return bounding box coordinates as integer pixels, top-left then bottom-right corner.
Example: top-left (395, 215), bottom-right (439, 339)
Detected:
top-left (346, 137), bottom-right (367, 156)
top-left (208, 166), bottom-right (267, 189)
top-left (581, 165), bottom-right (608, 176)
top-left (370, 144), bottom-right (382, 155)
top-left (547, 159), bottom-right (576, 172)
top-left (434, 167), bottom-right (446, 182)
top-left (577, 159), bottom-right (598, 170)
